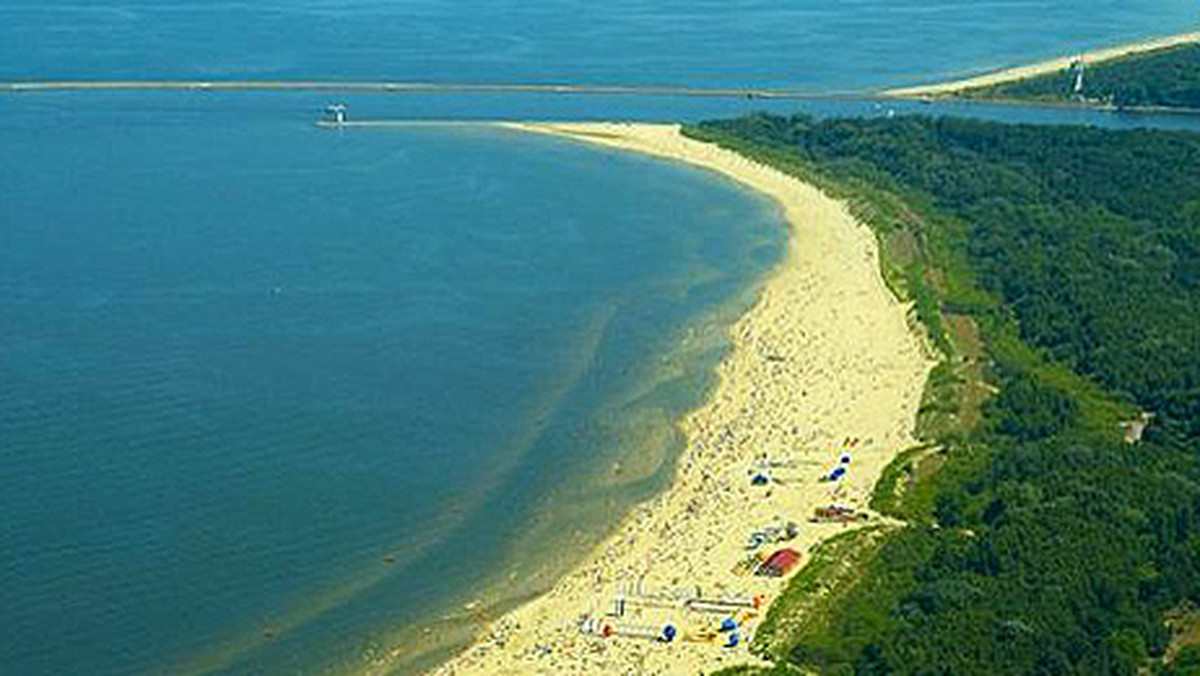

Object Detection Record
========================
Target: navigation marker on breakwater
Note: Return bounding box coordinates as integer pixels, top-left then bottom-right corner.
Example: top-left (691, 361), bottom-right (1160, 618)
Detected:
top-left (324, 102), bottom-right (348, 126)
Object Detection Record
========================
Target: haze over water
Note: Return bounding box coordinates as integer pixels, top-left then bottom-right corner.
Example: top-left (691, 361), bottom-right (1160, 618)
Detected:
top-left (2, 2), bottom-right (1198, 674)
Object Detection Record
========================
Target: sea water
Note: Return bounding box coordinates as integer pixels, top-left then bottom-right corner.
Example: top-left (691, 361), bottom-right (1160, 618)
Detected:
top-left (0, 96), bottom-right (785, 674)
top-left (3, 2), bottom-right (1199, 675)
top-left (2, 0), bottom-right (1199, 91)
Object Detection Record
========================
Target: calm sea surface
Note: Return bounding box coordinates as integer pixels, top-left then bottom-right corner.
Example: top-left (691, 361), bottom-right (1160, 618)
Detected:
top-left (1, 100), bottom-right (785, 674)
top-left (2, 2), bottom-right (1198, 674)
top-left (2, 0), bottom-right (1199, 91)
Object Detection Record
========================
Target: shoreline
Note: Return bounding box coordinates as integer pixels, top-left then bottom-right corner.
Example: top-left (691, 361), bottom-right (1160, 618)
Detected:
top-left (400, 123), bottom-right (935, 675)
top-left (884, 29), bottom-right (1200, 98)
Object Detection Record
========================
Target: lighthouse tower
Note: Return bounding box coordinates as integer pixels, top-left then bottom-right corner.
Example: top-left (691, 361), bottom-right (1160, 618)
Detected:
top-left (1069, 56), bottom-right (1086, 98)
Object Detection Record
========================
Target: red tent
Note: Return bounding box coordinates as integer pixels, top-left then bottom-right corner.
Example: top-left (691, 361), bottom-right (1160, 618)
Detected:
top-left (755, 548), bottom-right (802, 577)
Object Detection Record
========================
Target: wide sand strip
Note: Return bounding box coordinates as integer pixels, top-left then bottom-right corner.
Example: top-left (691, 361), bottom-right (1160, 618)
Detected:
top-left (885, 29), bottom-right (1200, 98)
top-left (417, 123), bottom-right (934, 675)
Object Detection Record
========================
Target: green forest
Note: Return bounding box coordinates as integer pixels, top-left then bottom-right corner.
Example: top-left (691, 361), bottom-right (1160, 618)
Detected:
top-left (961, 43), bottom-right (1200, 109)
top-left (684, 114), bottom-right (1200, 675)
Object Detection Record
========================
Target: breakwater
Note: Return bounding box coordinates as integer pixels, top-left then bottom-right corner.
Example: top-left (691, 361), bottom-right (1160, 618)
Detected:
top-left (0, 80), bottom-right (841, 100)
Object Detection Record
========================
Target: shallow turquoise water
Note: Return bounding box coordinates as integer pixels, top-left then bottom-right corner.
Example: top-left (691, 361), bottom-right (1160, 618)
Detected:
top-left (3, 2), bottom-right (1200, 674)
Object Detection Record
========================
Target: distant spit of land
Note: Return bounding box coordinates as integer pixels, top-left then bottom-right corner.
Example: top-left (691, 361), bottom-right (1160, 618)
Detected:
top-left (884, 29), bottom-right (1200, 99)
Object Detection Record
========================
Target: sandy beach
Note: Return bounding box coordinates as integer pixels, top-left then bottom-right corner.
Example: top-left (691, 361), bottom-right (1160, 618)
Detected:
top-left (885, 29), bottom-right (1200, 98)
top-left (408, 123), bottom-right (935, 675)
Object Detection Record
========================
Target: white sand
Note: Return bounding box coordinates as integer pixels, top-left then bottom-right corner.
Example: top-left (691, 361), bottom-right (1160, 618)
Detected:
top-left (885, 29), bottom-right (1200, 98)
top-left (403, 123), bottom-right (935, 675)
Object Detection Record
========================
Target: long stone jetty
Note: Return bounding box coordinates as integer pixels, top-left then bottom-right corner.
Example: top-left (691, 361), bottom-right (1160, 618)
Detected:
top-left (0, 80), bottom-right (833, 100)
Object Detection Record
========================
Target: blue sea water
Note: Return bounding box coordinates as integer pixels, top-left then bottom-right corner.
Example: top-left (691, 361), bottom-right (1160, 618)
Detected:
top-left (1, 0), bottom-right (1199, 91)
top-left (0, 97), bottom-right (784, 674)
top-left (2, 2), bottom-right (1199, 675)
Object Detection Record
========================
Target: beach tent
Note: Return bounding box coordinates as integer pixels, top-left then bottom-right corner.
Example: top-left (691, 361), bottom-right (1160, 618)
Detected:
top-left (755, 548), bottom-right (802, 577)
